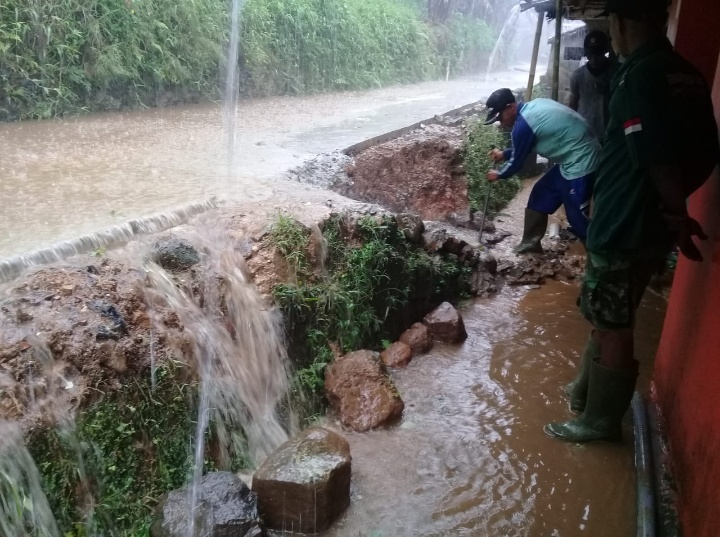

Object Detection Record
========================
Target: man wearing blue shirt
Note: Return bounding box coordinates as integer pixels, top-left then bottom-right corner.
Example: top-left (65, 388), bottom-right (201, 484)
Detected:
top-left (485, 88), bottom-right (601, 254)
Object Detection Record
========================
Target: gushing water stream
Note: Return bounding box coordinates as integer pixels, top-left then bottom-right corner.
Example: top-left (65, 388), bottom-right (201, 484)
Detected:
top-left (142, 227), bottom-right (297, 535)
top-left (224, 0), bottom-right (245, 177)
top-left (0, 225), bottom-right (296, 536)
top-left (0, 422), bottom-right (59, 537)
top-left (485, 4), bottom-right (523, 78)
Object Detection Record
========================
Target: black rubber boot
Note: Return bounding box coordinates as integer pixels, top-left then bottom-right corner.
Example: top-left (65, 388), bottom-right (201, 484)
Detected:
top-left (563, 336), bottom-right (600, 414)
top-left (544, 359), bottom-right (638, 443)
top-left (513, 209), bottom-right (548, 254)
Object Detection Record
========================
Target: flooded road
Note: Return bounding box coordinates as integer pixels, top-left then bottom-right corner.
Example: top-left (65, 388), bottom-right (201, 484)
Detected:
top-left (0, 67), bottom-right (535, 260)
top-left (317, 280), bottom-right (667, 537)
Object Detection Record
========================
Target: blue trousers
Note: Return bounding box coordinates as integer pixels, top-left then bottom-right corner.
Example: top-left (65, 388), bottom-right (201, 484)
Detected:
top-left (526, 165), bottom-right (594, 240)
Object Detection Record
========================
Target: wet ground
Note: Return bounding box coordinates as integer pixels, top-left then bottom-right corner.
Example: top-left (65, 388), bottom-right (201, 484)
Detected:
top-left (316, 279), bottom-right (666, 537)
top-left (0, 67), bottom-right (535, 260)
top-left (302, 183), bottom-right (668, 537)
top-left (2, 60), bottom-right (672, 537)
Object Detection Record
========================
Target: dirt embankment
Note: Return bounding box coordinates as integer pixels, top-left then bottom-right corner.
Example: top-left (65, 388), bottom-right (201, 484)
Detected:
top-left (338, 125), bottom-right (468, 220)
top-left (1, 103), bottom-right (588, 432)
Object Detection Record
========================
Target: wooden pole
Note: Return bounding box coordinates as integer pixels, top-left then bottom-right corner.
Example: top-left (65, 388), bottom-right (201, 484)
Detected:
top-left (551, 0), bottom-right (563, 101)
top-left (525, 11), bottom-right (544, 101)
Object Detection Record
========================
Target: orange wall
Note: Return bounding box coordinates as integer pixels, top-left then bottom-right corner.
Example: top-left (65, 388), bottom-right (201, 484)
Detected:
top-left (667, 0), bottom-right (720, 82)
top-left (654, 1), bottom-right (720, 536)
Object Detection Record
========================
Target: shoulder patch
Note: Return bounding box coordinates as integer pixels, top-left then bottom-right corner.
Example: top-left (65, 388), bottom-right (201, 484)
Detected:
top-left (623, 118), bottom-right (642, 135)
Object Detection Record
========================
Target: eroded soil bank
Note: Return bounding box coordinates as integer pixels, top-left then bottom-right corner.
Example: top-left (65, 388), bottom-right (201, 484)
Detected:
top-left (0, 98), bottom-right (668, 536)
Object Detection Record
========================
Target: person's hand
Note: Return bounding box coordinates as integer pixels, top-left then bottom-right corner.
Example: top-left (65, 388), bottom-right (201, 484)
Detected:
top-left (486, 170), bottom-right (500, 182)
top-left (488, 148), bottom-right (504, 163)
top-left (666, 214), bottom-right (707, 261)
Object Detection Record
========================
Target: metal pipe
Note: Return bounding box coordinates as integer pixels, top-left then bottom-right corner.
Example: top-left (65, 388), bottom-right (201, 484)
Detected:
top-left (551, 0), bottom-right (563, 101)
top-left (632, 392), bottom-right (657, 537)
top-left (647, 401), bottom-right (682, 537)
top-left (525, 11), bottom-right (545, 101)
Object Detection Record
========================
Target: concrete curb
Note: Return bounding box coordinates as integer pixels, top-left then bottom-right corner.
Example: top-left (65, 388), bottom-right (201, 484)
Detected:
top-left (342, 100), bottom-right (487, 156)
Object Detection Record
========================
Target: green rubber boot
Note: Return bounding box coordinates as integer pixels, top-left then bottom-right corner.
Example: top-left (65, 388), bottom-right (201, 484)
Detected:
top-left (563, 336), bottom-right (600, 414)
top-left (544, 359), bottom-right (638, 443)
top-left (513, 209), bottom-right (548, 254)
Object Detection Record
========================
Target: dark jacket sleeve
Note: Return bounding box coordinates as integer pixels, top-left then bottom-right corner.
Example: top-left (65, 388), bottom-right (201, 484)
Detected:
top-left (498, 114), bottom-right (536, 179)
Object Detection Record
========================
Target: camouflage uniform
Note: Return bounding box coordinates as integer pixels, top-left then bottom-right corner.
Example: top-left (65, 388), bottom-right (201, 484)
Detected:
top-left (583, 37), bottom-right (718, 330)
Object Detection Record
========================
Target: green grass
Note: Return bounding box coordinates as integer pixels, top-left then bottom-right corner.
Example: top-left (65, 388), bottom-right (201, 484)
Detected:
top-left (0, 0), bottom-right (227, 120)
top-left (463, 121), bottom-right (521, 215)
top-left (269, 214), bottom-right (471, 414)
top-left (24, 363), bottom-right (249, 536)
top-left (1, 0), bottom-right (494, 119)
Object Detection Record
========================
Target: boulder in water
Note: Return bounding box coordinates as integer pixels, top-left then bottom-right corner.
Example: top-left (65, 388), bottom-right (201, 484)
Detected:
top-left (151, 238), bottom-right (200, 272)
top-left (325, 350), bottom-right (404, 432)
top-left (252, 427), bottom-right (351, 533)
top-left (423, 302), bottom-right (467, 343)
top-left (151, 471), bottom-right (261, 537)
top-left (380, 341), bottom-right (412, 368)
top-left (399, 322), bottom-right (433, 354)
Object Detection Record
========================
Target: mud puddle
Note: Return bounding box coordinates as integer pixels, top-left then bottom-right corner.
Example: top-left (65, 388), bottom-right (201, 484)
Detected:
top-left (314, 279), bottom-right (666, 537)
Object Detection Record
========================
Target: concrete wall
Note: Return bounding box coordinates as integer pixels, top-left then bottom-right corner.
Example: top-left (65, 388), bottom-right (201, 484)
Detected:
top-left (653, 1), bottom-right (720, 536)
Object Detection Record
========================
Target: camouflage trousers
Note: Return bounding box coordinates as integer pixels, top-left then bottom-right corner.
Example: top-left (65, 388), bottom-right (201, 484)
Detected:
top-left (579, 252), bottom-right (665, 331)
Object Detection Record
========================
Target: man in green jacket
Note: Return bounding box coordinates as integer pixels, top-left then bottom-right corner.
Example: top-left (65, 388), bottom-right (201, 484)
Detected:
top-left (544, 0), bottom-right (719, 442)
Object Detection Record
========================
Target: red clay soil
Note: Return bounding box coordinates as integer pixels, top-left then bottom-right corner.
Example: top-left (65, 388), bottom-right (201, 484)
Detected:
top-left (338, 125), bottom-right (468, 221)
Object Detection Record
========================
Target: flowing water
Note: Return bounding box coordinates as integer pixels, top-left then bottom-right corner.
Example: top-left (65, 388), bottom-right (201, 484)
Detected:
top-left (0, 66), bottom-right (536, 265)
top-left (485, 4), bottom-right (547, 79)
top-left (0, 224), bottom-right (297, 536)
top-left (142, 227), bottom-right (295, 465)
top-left (141, 226), bottom-right (297, 535)
top-left (0, 422), bottom-right (59, 537)
top-left (316, 279), bottom-right (666, 537)
top-left (224, 0), bottom-right (244, 176)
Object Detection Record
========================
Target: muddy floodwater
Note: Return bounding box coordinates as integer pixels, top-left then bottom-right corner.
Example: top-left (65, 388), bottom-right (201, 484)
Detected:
top-left (0, 68), bottom-right (534, 260)
top-left (314, 280), bottom-right (666, 537)
top-left (2, 61), bottom-right (669, 537)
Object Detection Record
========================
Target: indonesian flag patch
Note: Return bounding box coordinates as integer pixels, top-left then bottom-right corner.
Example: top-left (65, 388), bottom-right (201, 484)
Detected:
top-left (624, 118), bottom-right (643, 135)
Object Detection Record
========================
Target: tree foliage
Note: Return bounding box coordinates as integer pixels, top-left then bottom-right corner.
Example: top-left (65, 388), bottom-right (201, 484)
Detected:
top-left (1, 0), bottom-right (496, 120)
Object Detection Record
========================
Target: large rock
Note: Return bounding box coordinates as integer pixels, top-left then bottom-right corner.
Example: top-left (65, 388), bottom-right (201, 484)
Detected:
top-left (423, 302), bottom-right (467, 343)
top-left (253, 427), bottom-right (351, 533)
top-left (399, 322), bottom-right (433, 354)
top-left (477, 251), bottom-right (498, 275)
top-left (151, 471), bottom-right (261, 537)
top-left (421, 226), bottom-right (448, 253)
top-left (380, 341), bottom-right (412, 368)
top-left (151, 238), bottom-right (200, 272)
top-left (325, 350), bottom-right (404, 432)
top-left (420, 222), bottom-right (467, 255)
top-left (396, 213), bottom-right (424, 243)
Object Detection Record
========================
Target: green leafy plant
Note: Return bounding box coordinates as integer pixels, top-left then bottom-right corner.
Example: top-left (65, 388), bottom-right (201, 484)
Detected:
top-left (272, 214), bottom-right (471, 411)
top-left (26, 363), bottom-right (243, 536)
top-left (268, 213), bottom-right (312, 281)
top-left (463, 120), bottom-right (521, 215)
top-left (1, 0), bottom-right (495, 120)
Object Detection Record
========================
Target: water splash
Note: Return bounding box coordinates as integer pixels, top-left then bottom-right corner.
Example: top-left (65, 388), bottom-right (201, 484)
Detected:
top-left (141, 226), bottom-right (296, 535)
top-left (310, 223), bottom-right (328, 276)
top-left (0, 422), bottom-right (59, 537)
top-left (0, 200), bottom-right (216, 285)
top-left (0, 339), bottom-right (92, 536)
top-left (224, 0), bottom-right (245, 175)
top-left (485, 4), bottom-right (523, 79)
top-left (150, 329), bottom-right (157, 390)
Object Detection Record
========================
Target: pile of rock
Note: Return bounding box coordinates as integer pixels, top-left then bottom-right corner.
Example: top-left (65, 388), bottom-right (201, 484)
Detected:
top-left (324, 301), bottom-right (467, 433)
